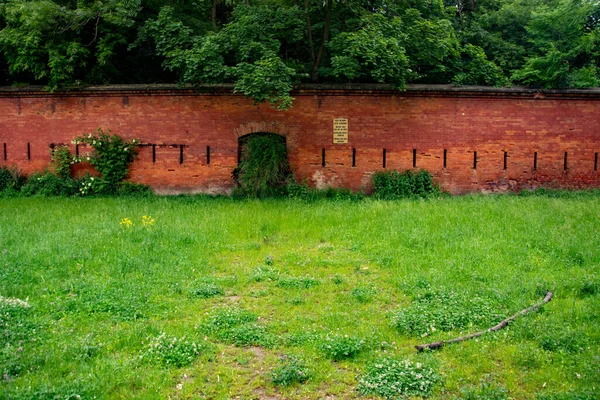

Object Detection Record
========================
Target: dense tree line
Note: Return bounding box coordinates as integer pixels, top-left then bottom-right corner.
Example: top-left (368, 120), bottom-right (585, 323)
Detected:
top-left (0, 0), bottom-right (598, 108)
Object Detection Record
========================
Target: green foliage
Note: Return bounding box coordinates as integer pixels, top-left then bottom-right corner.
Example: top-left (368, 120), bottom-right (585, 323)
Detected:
top-left (51, 145), bottom-right (72, 179)
top-left (251, 265), bottom-right (281, 282)
top-left (216, 323), bottom-right (275, 347)
top-left (390, 290), bottom-right (504, 337)
top-left (454, 44), bottom-right (510, 86)
top-left (0, 0), bottom-right (141, 89)
top-left (318, 333), bottom-right (365, 361)
top-left (73, 128), bottom-right (138, 194)
top-left (233, 56), bottom-right (295, 110)
top-left (20, 171), bottom-right (78, 197)
top-left (287, 177), bottom-right (365, 201)
top-left (202, 307), bottom-right (258, 333)
top-left (372, 169), bottom-right (440, 199)
top-left (270, 355), bottom-right (310, 386)
top-left (189, 283), bottom-right (224, 299)
top-left (329, 14), bottom-right (409, 88)
top-left (457, 382), bottom-right (509, 400)
top-left (511, 0), bottom-right (600, 88)
top-left (144, 4), bottom-right (304, 109)
top-left (62, 284), bottom-right (149, 321)
top-left (0, 0), bottom-right (598, 103)
top-left (351, 286), bottom-right (377, 303)
top-left (0, 295), bottom-right (35, 346)
top-left (358, 357), bottom-right (441, 399)
top-left (235, 133), bottom-right (290, 198)
top-left (0, 196), bottom-right (599, 397)
top-left (578, 279), bottom-right (598, 298)
top-left (276, 275), bottom-right (320, 289)
top-left (141, 333), bottom-right (210, 368)
top-left (538, 328), bottom-right (588, 353)
top-left (117, 181), bottom-right (152, 196)
top-left (0, 165), bottom-right (26, 192)
top-left (399, 8), bottom-right (460, 83)
top-left (3, 382), bottom-right (97, 400)
top-left (201, 306), bottom-right (273, 347)
top-left (537, 390), bottom-right (599, 400)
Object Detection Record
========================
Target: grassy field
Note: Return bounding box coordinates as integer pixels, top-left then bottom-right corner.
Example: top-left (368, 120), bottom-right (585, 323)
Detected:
top-left (0, 194), bottom-right (598, 399)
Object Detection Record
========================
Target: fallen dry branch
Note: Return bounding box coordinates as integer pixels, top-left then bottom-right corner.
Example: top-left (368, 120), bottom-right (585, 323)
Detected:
top-left (415, 291), bottom-right (553, 352)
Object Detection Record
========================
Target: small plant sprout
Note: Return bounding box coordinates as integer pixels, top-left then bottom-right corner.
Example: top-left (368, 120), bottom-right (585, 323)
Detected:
top-left (270, 355), bottom-right (310, 386)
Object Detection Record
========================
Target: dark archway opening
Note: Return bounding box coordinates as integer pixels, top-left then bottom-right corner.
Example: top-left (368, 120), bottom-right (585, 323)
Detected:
top-left (233, 132), bottom-right (290, 197)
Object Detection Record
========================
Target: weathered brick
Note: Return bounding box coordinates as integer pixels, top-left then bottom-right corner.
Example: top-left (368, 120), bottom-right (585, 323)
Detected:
top-left (0, 86), bottom-right (598, 194)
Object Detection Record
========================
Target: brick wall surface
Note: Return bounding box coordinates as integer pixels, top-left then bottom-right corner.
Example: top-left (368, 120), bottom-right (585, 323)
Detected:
top-left (0, 85), bottom-right (598, 194)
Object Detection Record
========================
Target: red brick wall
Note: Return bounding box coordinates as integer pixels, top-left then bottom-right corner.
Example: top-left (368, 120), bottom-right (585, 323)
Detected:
top-left (0, 85), bottom-right (599, 194)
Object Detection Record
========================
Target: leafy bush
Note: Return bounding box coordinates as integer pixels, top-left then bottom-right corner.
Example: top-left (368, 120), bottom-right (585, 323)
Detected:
top-left (276, 276), bottom-right (320, 289)
top-left (0, 165), bottom-right (26, 192)
top-left (235, 133), bottom-right (290, 198)
top-left (20, 171), bottom-right (79, 196)
top-left (73, 128), bottom-right (139, 194)
top-left (390, 290), bottom-right (504, 337)
top-left (372, 169), bottom-right (440, 199)
top-left (51, 145), bottom-right (72, 179)
top-left (358, 358), bottom-right (441, 399)
top-left (270, 355), bottom-right (311, 386)
top-left (286, 176), bottom-right (311, 200)
top-left (117, 181), bottom-right (152, 196)
top-left (141, 333), bottom-right (210, 368)
top-left (318, 333), bottom-right (365, 361)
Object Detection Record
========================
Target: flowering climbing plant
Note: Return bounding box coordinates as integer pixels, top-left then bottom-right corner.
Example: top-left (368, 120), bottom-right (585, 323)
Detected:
top-left (73, 128), bottom-right (139, 194)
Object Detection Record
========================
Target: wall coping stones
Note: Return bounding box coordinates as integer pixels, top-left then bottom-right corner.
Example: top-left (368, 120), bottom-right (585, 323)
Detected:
top-left (1, 83), bottom-right (599, 100)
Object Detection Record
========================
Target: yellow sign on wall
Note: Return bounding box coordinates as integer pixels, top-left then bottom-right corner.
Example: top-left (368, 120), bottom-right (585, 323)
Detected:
top-left (333, 118), bottom-right (348, 144)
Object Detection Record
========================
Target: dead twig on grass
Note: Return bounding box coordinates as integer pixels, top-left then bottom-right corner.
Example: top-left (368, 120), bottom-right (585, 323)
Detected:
top-left (416, 291), bottom-right (553, 352)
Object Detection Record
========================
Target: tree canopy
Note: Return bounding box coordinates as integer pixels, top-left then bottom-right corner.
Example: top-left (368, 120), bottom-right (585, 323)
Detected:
top-left (0, 0), bottom-right (598, 108)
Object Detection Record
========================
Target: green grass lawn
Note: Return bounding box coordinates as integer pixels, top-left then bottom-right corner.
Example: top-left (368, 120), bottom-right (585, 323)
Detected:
top-left (0, 194), bottom-right (598, 399)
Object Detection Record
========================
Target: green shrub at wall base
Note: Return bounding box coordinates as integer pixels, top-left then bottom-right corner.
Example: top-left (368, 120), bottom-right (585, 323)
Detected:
top-left (51, 145), bottom-right (72, 179)
top-left (372, 169), bottom-right (440, 199)
top-left (0, 165), bottom-right (26, 192)
top-left (73, 129), bottom-right (139, 195)
top-left (20, 172), bottom-right (79, 197)
top-left (235, 133), bottom-right (291, 198)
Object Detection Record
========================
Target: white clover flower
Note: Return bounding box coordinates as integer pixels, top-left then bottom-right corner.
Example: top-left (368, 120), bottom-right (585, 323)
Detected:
top-left (0, 296), bottom-right (31, 308)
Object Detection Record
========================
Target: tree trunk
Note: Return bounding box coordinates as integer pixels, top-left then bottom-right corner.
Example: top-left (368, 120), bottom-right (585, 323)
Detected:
top-left (211, 0), bottom-right (218, 30)
top-left (311, 0), bottom-right (332, 82)
top-left (304, 0), bottom-right (315, 64)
